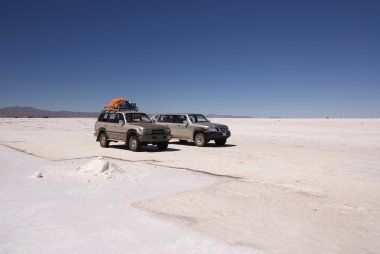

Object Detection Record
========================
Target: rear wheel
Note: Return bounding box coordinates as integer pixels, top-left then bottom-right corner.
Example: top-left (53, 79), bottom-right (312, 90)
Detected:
top-left (128, 135), bottom-right (141, 152)
top-left (157, 142), bottom-right (168, 151)
top-left (194, 133), bottom-right (207, 147)
top-left (99, 133), bottom-right (109, 148)
top-left (215, 138), bottom-right (227, 146)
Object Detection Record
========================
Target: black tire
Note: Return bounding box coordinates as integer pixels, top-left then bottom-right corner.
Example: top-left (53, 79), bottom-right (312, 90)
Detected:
top-left (99, 133), bottom-right (110, 148)
top-left (194, 133), bottom-right (207, 147)
top-left (179, 140), bottom-right (187, 144)
top-left (215, 138), bottom-right (227, 146)
top-left (157, 142), bottom-right (168, 151)
top-left (128, 135), bottom-right (141, 152)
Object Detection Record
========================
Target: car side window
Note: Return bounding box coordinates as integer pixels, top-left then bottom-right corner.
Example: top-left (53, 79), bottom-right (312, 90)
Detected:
top-left (108, 113), bottom-right (117, 123)
top-left (178, 115), bottom-right (186, 124)
top-left (102, 113), bottom-right (109, 122)
top-left (117, 113), bottom-right (125, 123)
top-left (159, 115), bottom-right (171, 123)
top-left (172, 115), bottom-right (183, 123)
top-left (188, 115), bottom-right (195, 123)
top-left (125, 113), bottom-right (132, 122)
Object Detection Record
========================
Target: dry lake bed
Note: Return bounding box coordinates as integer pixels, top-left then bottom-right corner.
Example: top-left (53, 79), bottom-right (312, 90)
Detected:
top-left (1, 118), bottom-right (379, 254)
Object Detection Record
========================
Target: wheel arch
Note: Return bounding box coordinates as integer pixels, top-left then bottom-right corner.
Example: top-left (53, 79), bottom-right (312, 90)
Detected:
top-left (192, 128), bottom-right (205, 140)
top-left (96, 128), bottom-right (107, 141)
top-left (126, 129), bottom-right (138, 140)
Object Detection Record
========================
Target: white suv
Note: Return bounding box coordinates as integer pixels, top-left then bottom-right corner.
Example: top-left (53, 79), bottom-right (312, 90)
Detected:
top-left (95, 109), bottom-right (172, 152)
top-left (153, 113), bottom-right (231, 147)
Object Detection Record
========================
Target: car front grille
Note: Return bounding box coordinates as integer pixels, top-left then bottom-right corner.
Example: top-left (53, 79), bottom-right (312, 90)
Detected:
top-left (216, 127), bottom-right (228, 132)
top-left (152, 129), bottom-right (165, 135)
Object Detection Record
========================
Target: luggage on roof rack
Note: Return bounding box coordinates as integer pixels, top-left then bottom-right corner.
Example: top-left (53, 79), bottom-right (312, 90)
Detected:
top-left (105, 98), bottom-right (138, 111)
top-left (107, 97), bottom-right (127, 109)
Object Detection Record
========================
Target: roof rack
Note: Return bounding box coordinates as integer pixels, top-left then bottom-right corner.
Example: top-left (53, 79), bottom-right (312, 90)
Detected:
top-left (103, 102), bottom-right (139, 112)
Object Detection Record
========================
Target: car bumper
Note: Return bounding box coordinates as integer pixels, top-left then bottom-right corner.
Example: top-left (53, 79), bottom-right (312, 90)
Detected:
top-left (204, 131), bottom-right (231, 140)
top-left (138, 134), bottom-right (172, 143)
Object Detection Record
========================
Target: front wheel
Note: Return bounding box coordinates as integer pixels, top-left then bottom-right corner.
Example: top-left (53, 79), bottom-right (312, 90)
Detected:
top-left (215, 138), bottom-right (227, 146)
top-left (194, 133), bottom-right (207, 147)
top-left (99, 133), bottom-right (109, 148)
top-left (128, 135), bottom-right (141, 152)
top-left (157, 142), bottom-right (168, 151)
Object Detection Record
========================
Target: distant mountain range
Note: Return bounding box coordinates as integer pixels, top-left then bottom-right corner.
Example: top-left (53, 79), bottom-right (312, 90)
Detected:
top-left (0, 106), bottom-right (253, 118)
top-left (0, 106), bottom-right (98, 118)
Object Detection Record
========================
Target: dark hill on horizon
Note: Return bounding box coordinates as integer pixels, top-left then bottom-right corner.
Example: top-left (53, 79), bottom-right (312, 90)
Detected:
top-left (0, 106), bottom-right (98, 118)
top-left (0, 106), bottom-right (253, 118)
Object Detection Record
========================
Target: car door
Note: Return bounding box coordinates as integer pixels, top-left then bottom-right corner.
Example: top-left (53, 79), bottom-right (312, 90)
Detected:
top-left (183, 114), bottom-right (196, 139)
top-left (114, 113), bottom-right (126, 141)
top-left (169, 115), bottom-right (187, 138)
top-left (174, 114), bottom-right (192, 139)
top-left (157, 114), bottom-right (180, 137)
top-left (185, 114), bottom-right (199, 139)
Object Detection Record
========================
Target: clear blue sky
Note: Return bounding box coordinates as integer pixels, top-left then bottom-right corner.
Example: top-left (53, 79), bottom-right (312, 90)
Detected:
top-left (1, 0), bottom-right (379, 117)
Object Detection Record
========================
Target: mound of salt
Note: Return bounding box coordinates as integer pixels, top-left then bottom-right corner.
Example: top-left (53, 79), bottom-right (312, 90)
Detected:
top-left (31, 171), bottom-right (43, 178)
top-left (79, 157), bottom-right (109, 174)
top-left (78, 157), bottom-right (121, 179)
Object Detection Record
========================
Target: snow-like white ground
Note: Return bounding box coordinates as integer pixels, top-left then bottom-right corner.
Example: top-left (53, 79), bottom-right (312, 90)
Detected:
top-left (1, 118), bottom-right (380, 254)
top-left (0, 145), bottom-right (258, 254)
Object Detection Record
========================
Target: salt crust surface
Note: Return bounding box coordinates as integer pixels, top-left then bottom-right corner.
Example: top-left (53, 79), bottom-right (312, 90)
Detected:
top-left (1, 118), bottom-right (379, 254)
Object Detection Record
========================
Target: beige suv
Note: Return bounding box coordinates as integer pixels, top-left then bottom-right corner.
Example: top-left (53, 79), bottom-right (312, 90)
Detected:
top-left (153, 113), bottom-right (231, 147)
top-left (95, 109), bottom-right (172, 152)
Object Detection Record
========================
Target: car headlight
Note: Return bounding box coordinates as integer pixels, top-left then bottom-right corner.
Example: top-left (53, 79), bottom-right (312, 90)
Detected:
top-left (165, 128), bottom-right (171, 134)
top-left (143, 129), bottom-right (152, 135)
top-left (207, 126), bottom-right (217, 132)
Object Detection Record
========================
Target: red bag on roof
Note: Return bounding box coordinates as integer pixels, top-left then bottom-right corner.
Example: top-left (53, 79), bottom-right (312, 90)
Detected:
top-left (107, 98), bottom-right (128, 109)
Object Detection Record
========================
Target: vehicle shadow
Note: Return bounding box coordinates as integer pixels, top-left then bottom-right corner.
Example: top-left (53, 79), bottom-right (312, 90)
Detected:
top-left (110, 144), bottom-right (181, 152)
top-left (170, 141), bottom-right (237, 148)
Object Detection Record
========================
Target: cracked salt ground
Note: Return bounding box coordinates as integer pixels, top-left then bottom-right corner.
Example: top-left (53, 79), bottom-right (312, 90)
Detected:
top-left (0, 145), bottom-right (262, 254)
top-left (1, 118), bottom-right (380, 254)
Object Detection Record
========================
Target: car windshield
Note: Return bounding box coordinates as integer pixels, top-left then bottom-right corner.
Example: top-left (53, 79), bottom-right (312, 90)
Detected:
top-left (125, 113), bottom-right (152, 123)
top-left (188, 114), bottom-right (209, 123)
